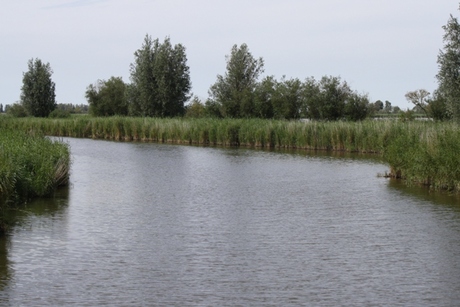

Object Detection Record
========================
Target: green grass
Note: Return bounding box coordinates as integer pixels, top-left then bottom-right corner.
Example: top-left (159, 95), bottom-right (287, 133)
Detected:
top-left (0, 128), bottom-right (71, 231)
top-left (1, 116), bottom-right (460, 193)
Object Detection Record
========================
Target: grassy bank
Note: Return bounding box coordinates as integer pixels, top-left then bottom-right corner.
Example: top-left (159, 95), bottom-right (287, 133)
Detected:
top-left (0, 116), bottom-right (393, 151)
top-left (1, 116), bottom-right (459, 193)
top-left (0, 128), bottom-right (71, 231)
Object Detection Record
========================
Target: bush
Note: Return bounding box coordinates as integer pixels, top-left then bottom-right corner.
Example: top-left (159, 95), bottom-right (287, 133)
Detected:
top-left (7, 103), bottom-right (28, 117)
top-left (49, 109), bottom-right (71, 118)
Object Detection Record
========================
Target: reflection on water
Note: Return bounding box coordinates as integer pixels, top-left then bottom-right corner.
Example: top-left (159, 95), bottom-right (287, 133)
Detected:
top-left (0, 235), bottom-right (9, 292)
top-left (0, 139), bottom-right (459, 306)
top-left (388, 178), bottom-right (460, 209)
top-left (0, 188), bottom-right (69, 295)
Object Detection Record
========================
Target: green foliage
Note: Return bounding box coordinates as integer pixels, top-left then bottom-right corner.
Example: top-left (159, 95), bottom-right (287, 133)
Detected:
top-left (20, 58), bottom-right (56, 117)
top-left (383, 100), bottom-right (392, 113)
top-left (272, 77), bottom-right (304, 119)
top-left (49, 108), bottom-right (71, 118)
top-left (344, 93), bottom-right (371, 121)
top-left (6, 103), bottom-right (28, 117)
top-left (303, 76), bottom-right (370, 121)
top-left (209, 44), bottom-right (264, 118)
top-left (56, 103), bottom-right (88, 114)
top-left (3, 117), bottom-right (460, 192)
top-left (254, 76), bottom-right (276, 118)
top-left (0, 128), bottom-right (70, 230)
top-left (86, 77), bottom-right (128, 116)
top-left (399, 109), bottom-right (415, 122)
top-left (129, 35), bottom-right (191, 117)
top-left (203, 99), bottom-right (222, 118)
top-left (405, 89), bottom-right (430, 116)
top-left (373, 100), bottom-right (384, 113)
top-left (426, 91), bottom-right (452, 121)
top-left (436, 6), bottom-right (460, 121)
top-left (185, 97), bottom-right (206, 118)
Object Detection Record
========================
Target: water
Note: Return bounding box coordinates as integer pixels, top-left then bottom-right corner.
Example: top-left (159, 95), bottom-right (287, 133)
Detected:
top-left (1, 138), bottom-right (460, 306)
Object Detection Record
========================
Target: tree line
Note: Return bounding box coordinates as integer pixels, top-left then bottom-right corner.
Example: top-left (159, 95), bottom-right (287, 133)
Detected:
top-left (10, 4), bottom-right (460, 121)
top-left (84, 38), bottom-right (372, 121)
top-left (404, 3), bottom-right (460, 121)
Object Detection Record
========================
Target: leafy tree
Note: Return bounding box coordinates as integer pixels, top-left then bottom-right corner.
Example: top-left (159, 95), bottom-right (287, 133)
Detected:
top-left (318, 76), bottom-right (352, 120)
top-left (373, 100), bottom-right (384, 113)
top-left (185, 96), bottom-right (206, 118)
top-left (399, 109), bottom-right (415, 122)
top-left (203, 99), bottom-right (222, 118)
top-left (20, 58), bottom-right (56, 117)
top-left (7, 103), bottom-right (27, 117)
top-left (426, 90), bottom-right (451, 121)
top-left (436, 4), bottom-right (460, 121)
top-left (344, 93), bottom-right (370, 121)
top-left (303, 76), bottom-right (369, 121)
top-left (384, 100), bottom-right (392, 113)
top-left (254, 76), bottom-right (276, 119)
top-left (49, 108), bottom-right (71, 118)
top-left (85, 77), bottom-right (128, 116)
top-left (56, 103), bottom-right (89, 114)
top-left (302, 77), bottom-right (322, 119)
top-left (0, 104), bottom-right (3, 113)
top-left (208, 43), bottom-right (264, 118)
top-left (405, 89), bottom-right (430, 116)
top-left (129, 35), bottom-right (191, 117)
top-left (272, 77), bottom-right (304, 119)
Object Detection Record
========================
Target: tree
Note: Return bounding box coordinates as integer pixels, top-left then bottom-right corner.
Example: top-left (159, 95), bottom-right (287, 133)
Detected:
top-left (318, 76), bottom-right (352, 120)
top-left (208, 43), bottom-right (264, 118)
top-left (373, 100), bottom-right (384, 113)
top-left (0, 104), bottom-right (3, 113)
top-left (344, 93), bottom-right (370, 121)
top-left (20, 58), bottom-right (56, 117)
top-left (303, 76), bottom-right (370, 121)
top-left (185, 96), bottom-right (206, 118)
top-left (302, 77), bottom-right (322, 119)
top-left (254, 76), bottom-right (276, 119)
top-left (426, 90), bottom-right (451, 121)
top-left (384, 100), bottom-right (392, 113)
top-left (6, 103), bottom-right (27, 117)
top-left (405, 89), bottom-right (430, 116)
top-left (85, 77), bottom-right (128, 116)
top-left (129, 35), bottom-right (191, 117)
top-left (436, 5), bottom-right (460, 121)
top-left (271, 77), bottom-right (304, 119)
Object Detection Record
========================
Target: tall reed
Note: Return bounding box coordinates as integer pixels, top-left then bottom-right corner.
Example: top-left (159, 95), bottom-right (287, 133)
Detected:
top-left (0, 127), bottom-right (71, 231)
top-left (1, 116), bottom-right (459, 192)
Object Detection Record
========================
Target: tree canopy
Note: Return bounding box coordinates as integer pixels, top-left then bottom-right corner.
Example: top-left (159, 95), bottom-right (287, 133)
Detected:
top-left (20, 58), bottom-right (56, 117)
top-left (208, 44), bottom-right (264, 118)
top-left (85, 77), bottom-right (128, 116)
top-left (436, 4), bottom-right (460, 121)
top-left (129, 35), bottom-right (191, 117)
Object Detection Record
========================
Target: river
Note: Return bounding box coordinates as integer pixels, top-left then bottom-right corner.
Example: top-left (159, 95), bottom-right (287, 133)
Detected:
top-left (0, 137), bottom-right (460, 306)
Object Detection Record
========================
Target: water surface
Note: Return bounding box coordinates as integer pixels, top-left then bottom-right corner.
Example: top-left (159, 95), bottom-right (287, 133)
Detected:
top-left (1, 138), bottom-right (459, 306)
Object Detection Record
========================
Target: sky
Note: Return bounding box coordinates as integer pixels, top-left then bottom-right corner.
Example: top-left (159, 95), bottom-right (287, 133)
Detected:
top-left (0, 0), bottom-right (458, 110)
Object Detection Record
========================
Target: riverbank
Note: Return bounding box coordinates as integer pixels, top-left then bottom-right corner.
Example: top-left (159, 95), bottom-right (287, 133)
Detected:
top-left (0, 128), bottom-right (71, 231)
top-left (0, 116), bottom-right (459, 193)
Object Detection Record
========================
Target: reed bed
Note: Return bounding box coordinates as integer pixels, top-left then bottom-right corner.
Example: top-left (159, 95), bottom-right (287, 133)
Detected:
top-left (0, 116), bottom-right (392, 151)
top-left (1, 116), bottom-right (460, 193)
top-left (0, 128), bottom-right (71, 230)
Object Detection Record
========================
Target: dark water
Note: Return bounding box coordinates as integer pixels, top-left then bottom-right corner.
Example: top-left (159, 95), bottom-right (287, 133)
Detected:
top-left (1, 138), bottom-right (460, 306)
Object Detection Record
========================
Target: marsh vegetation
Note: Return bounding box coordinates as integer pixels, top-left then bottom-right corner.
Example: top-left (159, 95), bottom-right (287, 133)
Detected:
top-left (0, 128), bottom-right (70, 231)
top-left (1, 116), bottom-right (459, 193)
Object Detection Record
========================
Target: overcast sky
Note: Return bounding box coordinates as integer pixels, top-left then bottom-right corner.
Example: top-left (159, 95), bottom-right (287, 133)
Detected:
top-left (0, 0), bottom-right (457, 109)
